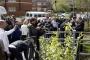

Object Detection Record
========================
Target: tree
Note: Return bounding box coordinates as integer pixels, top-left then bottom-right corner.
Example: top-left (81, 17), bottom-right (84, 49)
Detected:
top-left (75, 0), bottom-right (90, 12)
top-left (71, 0), bottom-right (90, 12)
top-left (0, 0), bottom-right (4, 2)
top-left (51, 0), bottom-right (70, 12)
top-left (51, 0), bottom-right (90, 12)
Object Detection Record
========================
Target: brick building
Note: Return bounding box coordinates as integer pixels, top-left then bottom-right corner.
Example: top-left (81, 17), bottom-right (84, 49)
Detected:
top-left (0, 0), bottom-right (32, 16)
top-left (0, 0), bottom-right (52, 16)
top-left (32, 0), bottom-right (52, 12)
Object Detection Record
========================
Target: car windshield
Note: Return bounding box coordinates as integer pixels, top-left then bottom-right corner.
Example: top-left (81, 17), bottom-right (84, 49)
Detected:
top-left (34, 14), bottom-right (37, 17)
top-left (30, 14), bottom-right (32, 17)
top-left (38, 14), bottom-right (42, 17)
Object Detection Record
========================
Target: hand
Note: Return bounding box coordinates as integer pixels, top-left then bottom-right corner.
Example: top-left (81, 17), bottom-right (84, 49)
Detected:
top-left (14, 25), bottom-right (18, 30)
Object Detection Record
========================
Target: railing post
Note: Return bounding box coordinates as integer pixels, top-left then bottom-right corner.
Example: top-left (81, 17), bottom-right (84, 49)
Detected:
top-left (73, 29), bottom-right (76, 46)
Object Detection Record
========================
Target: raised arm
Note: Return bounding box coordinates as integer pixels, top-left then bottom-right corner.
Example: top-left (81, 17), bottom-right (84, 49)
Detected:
top-left (5, 25), bottom-right (17, 35)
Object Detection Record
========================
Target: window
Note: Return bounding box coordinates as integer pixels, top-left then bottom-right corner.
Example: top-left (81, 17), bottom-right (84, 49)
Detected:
top-left (32, 7), bottom-right (36, 11)
top-left (8, 0), bottom-right (16, 2)
top-left (41, 14), bottom-right (45, 17)
top-left (8, 7), bottom-right (16, 12)
top-left (43, 8), bottom-right (47, 11)
top-left (37, 7), bottom-right (41, 11)
top-left (32, 0), bottom-right (37, 2)
top-left (30, 14), bottom-right (32, 17)
top-left (38, 14), bottom-right (41, 17)
top-left (43, 3), bottom-right (46, 6)
top-left (37, 2), bottom-right (42, 6)
top-left (34, 14), bottom-right (37, 17)
top-left (26, 13), bottom-right (29, 17)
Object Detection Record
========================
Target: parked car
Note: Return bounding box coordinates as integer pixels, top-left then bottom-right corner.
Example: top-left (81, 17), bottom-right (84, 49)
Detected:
top-left (25, 11), bottom-right (49, 20)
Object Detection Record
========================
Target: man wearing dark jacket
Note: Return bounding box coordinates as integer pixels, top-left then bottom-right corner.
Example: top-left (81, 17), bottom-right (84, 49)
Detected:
top-left (28, 18), bottom-right (44, 60)
top-left (9, 40), bottom-right (29, 60)
top-left (75, 19), bottom-right (84, 38)
top-left (10, 26), bottom-right (21, 43)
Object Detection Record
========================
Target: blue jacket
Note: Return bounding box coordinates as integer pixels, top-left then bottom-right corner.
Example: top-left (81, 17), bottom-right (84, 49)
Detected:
top-left (10, 27), bottom-right (21, 43)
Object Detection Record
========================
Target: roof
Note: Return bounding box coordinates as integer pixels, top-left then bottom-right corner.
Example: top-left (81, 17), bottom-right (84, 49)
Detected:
top-left (26, 11), bottom-right (48, 14)
top-left (32, 0), bottom-right (50, 2)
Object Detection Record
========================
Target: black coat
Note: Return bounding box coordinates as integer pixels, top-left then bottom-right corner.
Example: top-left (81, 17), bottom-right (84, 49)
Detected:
top-left (75, 20), bottom-right (84, 31)
top-left (28, 25), bottom-right (44, 50)
top-left (10, 40), bottom-right (28, 52)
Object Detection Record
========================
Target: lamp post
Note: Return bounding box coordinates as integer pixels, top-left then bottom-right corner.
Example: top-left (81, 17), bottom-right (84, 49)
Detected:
top-left (86, 0), bottom-right (89, 31)
top-left (72, 0), bottom-right (75, 17)
top-left (4, 0), bottom-right (7, 10)
top-left (55, 0), bottom-right (57, 12)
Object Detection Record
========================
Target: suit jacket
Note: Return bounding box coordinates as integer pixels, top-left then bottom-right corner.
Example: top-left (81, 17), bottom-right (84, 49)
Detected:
top-left (75, 20), bottom-right (84, 31)
top-left (10, 40), bottom-right (28, 52)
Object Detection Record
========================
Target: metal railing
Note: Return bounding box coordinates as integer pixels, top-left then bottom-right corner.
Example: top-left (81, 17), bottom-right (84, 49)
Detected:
top-left (43, 30), bottom-right (84, 60)
top-left (26, 30), bottom-right (90, 60)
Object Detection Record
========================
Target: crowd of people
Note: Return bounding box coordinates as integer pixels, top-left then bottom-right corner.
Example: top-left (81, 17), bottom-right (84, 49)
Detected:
top-left (0, 13), bottom-right (85, 60)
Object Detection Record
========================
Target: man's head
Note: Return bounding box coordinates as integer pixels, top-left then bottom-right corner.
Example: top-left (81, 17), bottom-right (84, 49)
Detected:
top-left (28, 18), bottom-right (37, 27)
top-left (0, 20), bottom-right (7, 29)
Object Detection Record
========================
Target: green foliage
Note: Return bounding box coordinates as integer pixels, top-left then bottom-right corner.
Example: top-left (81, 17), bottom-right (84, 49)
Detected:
top-left (39, 22), bottom-right (77, 60)
top-left (0, 0), bottom-right (3, 2)
top-left (51, 0), bottom-right (90, 12)
top-left (52, 0), bottom-right (70, 12)
top-left (39, 32), bottom-right (64, 60)
top-left (75, 0), bottom-right (90, 11)
top-left (64, 22), bottom-right (74, 60)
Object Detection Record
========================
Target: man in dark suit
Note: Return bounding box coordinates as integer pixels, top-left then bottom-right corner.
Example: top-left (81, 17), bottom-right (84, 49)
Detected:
top-left (75, 19), bottom-right (84, 38)
top-left (28, 18), bottom-right (44, 60)
top-left (9, 40), bottom-right (29, 60)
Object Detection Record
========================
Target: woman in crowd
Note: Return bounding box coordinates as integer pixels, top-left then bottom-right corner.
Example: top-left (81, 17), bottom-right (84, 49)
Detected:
top-left (21, 20), bottom-right (29, 40)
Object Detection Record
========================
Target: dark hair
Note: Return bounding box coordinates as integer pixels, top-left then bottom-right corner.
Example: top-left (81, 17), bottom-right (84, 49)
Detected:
top-left (29, 18), bottom-right (37, 22)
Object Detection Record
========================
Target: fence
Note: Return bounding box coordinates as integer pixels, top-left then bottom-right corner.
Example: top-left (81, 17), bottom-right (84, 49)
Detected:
top-left (41, 30), bottom-right (84, 60)
top-left (27, 30), bottom-right (90, 60)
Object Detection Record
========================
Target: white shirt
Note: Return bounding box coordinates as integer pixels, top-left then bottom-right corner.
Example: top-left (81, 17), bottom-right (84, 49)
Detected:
top-left (21, 24), bottom-right (29, 35)
top-left (0, 28), bottom-right (15, 54)
top-left (51, 20), bottom-right (58, 28)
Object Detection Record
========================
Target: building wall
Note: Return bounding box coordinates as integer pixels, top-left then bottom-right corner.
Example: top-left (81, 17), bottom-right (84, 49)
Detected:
top-left (0, 0), bottom-right (52, 16)
top-left (32, 0), bottom-right (51, 12)
top-left (1, 0), bottom-right (32, 16)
